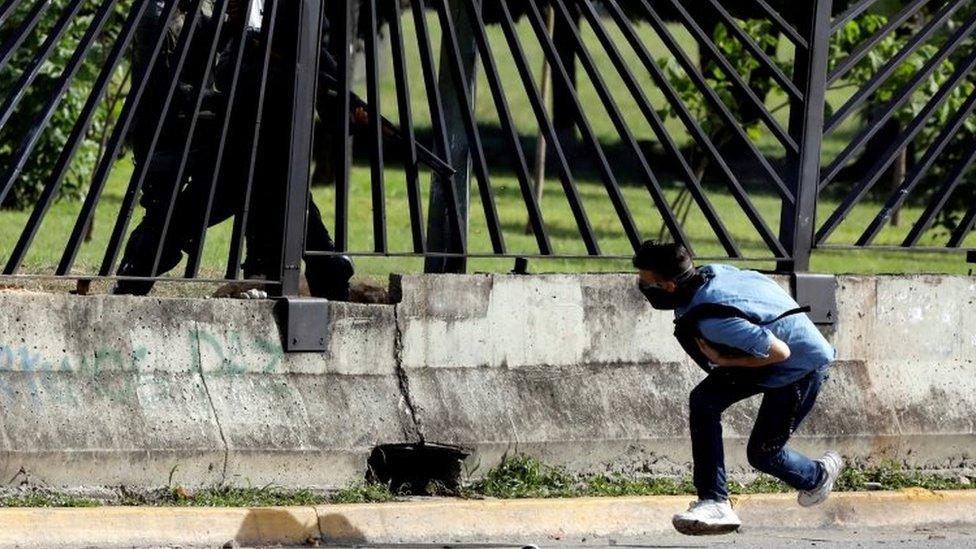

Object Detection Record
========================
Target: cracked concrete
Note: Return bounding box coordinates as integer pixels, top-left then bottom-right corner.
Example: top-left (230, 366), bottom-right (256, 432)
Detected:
top-left (0, 273), bottom-right (974, 489)
top-left (191, 322), bottom-right (230, 482)
top-left (392, 305), bottom-right (425, 443)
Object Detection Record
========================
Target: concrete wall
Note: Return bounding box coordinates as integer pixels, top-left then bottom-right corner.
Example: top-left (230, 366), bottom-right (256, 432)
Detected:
top-left (0, 273), bottom-right (973, 489)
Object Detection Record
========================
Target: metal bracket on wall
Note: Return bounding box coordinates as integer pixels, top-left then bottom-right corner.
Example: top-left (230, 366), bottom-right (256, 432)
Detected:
top-left (277, 298), bottom-right (330, 353)
top-left (792, 273), bottom-right (837, 325)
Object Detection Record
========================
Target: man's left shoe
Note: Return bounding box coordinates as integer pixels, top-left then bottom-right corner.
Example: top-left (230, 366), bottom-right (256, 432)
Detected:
top-left (798, 451), bottom-right (844, 507)
top-left (672, 499), bottom-right (741, 536)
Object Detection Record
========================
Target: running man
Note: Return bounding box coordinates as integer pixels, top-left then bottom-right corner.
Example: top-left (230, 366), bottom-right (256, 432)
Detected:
top-left (632, 241), bottom-right (843, 535)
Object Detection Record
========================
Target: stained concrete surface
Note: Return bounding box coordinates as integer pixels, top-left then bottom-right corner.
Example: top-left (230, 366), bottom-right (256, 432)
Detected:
top-left (233, 525), bottom-right (976, 548)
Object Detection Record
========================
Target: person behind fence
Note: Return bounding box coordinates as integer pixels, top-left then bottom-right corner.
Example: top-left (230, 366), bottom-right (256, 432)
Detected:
top-left (115, 0), bottom-right (354, 299)
top-left (632, 241), bottom-right (842, 536)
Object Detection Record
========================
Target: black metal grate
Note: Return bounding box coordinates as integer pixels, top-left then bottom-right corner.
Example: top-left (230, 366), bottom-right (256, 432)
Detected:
top-left (0, 0), bottom-right (972, 293)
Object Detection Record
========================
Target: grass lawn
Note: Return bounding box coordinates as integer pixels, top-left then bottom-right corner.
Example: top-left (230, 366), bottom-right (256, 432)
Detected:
top-left (0, 13), bottom-right (972, 288)
top-left (0, 159), bottom-right (970, 288)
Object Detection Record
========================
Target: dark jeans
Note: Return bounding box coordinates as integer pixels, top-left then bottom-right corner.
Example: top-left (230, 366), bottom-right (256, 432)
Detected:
top-left (689, 367), bottom-right (828, 501)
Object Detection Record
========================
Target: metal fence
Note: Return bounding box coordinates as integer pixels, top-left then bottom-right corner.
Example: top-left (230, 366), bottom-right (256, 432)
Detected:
top-left (0, 0), bottom-right (973, 295)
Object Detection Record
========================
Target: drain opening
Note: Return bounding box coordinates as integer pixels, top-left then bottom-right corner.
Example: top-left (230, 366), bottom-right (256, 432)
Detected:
top-left (366, 443), bottom-right (469, 496)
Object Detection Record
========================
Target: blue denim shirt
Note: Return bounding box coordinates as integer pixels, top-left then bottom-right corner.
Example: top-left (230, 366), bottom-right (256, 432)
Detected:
top-left (676, 264), bottom-right (835, 388)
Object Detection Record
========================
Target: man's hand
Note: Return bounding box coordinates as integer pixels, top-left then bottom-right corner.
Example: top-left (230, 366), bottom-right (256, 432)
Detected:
top-left (696, 337), bottom-right (791, 368)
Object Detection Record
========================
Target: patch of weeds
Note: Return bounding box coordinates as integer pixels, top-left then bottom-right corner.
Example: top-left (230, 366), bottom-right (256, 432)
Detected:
top-left (835, 461), bottom-right (973, 492)
top-left (462, 454), bottom-right (974, 500)
top-left (465, 454), bottom-right (578, 499)
top-left (0, 493), bottom-right (101, 508)
top-left (143, 484), bottom-right (327, 507)
top-left (330, 482), bottom-right (396, 504)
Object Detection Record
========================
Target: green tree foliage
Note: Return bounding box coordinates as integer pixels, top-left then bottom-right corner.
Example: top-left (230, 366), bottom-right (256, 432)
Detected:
top-left (0, 0), bottom-right (128, 210)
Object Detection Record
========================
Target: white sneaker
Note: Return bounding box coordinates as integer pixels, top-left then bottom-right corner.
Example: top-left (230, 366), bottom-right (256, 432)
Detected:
top-left (798, 451), bottom-right (844, 507)
top-left (672, 499), bottom-right (741, 536)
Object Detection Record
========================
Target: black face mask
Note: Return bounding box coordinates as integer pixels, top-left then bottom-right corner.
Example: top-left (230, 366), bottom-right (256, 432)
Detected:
top-left (638, 268), bottom-right (705, 310)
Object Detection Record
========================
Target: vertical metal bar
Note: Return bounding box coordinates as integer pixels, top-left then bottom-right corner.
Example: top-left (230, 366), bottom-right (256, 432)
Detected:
top-left (387, 0), bottom-right (425, 253)
top-left (431, 0), bottom-right (505, 254)
top-left (412, 0), bottom-right (466, 268)
top-left (902, 139), bottom-right (976, 247)
top-left (227, 0), bottom-right (279, 279)
top-left (0, 0), bottom-right (85, 131)
top-left (363, 0), bottom-right (387, 252)
top-left (521, 0), bottom-right (642, 250)
top-left (495, 0), bottom-right (599, 255)
top-left (780, 0), bottom-right (832, 272)
top-left (94, 0), bottom-right (208, 277)
top-left (278, 0), bottom-right (323, 295)
top-left (4, 0), bottom-right (148, 275)
top-left (56, 0), bottom-right (183, 275)
top-left (554, 0), bottom-right (690, 252)
top-left (183, 0), bottom-right (255, 278)
top-left (0, 0), bottom-right (51, 73)
top-left (331, 0), bottom-right (352, 252)
top-left (465, 0), bottom-right (551, 254)
top-left (580, 0), bottom-right (737, 257)
top-left (0, 0), bottom-right (117, 206)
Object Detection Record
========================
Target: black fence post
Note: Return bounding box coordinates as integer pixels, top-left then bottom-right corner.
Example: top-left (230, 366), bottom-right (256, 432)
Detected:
top-left (779, 0), bottom-right (832, 273)
top-left (424, 0), bottom-right (478, 274)
top-left (280, 0), bottom-right (323, 296)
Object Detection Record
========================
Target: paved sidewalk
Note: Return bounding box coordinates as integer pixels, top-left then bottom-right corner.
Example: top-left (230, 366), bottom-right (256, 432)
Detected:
top-left (1, 490), bottom-right (974, 548)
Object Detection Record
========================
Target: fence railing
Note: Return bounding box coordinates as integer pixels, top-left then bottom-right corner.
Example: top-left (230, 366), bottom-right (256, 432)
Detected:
top-left (0, 0), bottom-right (972, 295)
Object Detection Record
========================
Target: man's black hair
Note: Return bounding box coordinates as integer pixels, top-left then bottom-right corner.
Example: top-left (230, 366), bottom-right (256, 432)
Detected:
top-left (632, 241), bottom-right (694, 280)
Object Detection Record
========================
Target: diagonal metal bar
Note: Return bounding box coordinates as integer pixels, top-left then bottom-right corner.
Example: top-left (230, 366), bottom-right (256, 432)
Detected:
top-left (387, 0), bottom-right (425, 253)
top-left (705, 0), bottom-right (802, 102)
top-left (636, 0), bottom-right (795, 204)
top-left (363, 0), bottom-right (388, 252)
top-left (4, 0), bottom-right (148, 275)
top-left (817, 47), bottom-right (976, 245)
top-left (182, 0), bottom-right (255, 279)
top-left (0, 0), bottom-right (51, 73)
top-left (753, 0), bottom-right (808, 50)
top-left (0, 0), bottom-right (85, 131)
top-left (830, 0), bottom-right (877, 33)
top-left (902, 138), bottom-right (976, 247)
top-left (856, 87), bottom-right (976, 246)
top-left (0, 0), bottom-right (116, 206)
top-left (495, 0), bottom-right (599, 255)
top-left (827, 0), bottom-right (931, 85)
top-left (665, 0), bottom-right (799, 154)
top-left (606, 0), bottom-right (787, 258)
top-left (821, 9), bottom-right (976, 188)
top-left (57, 0), bottom-right (198, 275)
top-left (948, 200), bottom-right (976, 248)
top-left (430, 0), bottom-right (506, 254)
top-left (411, 0), bottom-right (466, 253)
top-left (521, 0), bottom-right (643, 250)
top-left (824, 0), bottom-right (965, 133)
top-left (581, 0), bottom-right (738, 257)
top-left (0, 0), bottom-right (24, 28)
top-left (466, 0), bottom-right (551, 254)
top-left (148, 0), bottom-right (231, 277)
top-left (226, 0), bottom-right (278, 280)
top-left (555, 0), bottom-right (691, 252)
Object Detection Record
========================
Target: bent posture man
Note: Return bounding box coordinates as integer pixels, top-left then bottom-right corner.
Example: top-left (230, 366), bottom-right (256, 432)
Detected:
top-left (632, 241), bottom-right (843, 535)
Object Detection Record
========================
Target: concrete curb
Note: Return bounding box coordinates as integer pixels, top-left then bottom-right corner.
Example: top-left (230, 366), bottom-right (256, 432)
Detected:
top-left (1, 490), bottom-right (974, 547)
